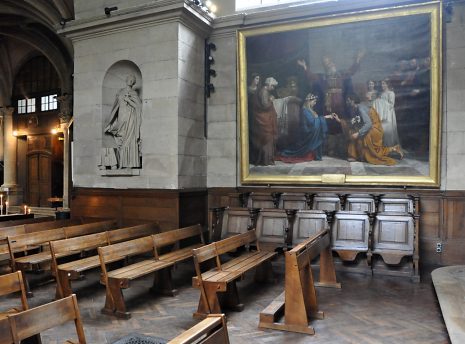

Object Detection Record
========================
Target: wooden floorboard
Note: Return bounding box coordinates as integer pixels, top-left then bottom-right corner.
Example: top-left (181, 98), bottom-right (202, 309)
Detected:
top-left (0, 256), bottom-right (449, 343)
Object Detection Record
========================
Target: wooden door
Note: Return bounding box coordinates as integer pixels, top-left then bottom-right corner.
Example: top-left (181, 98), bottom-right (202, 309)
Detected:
top-left (27, 136), bottom-right (52, 207)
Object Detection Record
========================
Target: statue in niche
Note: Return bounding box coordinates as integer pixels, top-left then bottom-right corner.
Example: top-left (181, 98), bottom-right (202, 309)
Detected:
top-left (104, 74), bottom-right (142, 169)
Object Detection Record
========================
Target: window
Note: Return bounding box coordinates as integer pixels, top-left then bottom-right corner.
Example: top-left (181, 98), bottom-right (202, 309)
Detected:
top-left (41, 94), bottom-right (58, 111)
top-left (17, 98), bottom-right (36, 114)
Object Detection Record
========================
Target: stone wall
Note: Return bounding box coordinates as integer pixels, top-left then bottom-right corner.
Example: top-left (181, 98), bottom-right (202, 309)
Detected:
top-left (66, 1), bottom-right (211, 189)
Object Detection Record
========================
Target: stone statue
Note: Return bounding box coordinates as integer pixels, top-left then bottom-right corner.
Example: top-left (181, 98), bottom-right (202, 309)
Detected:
top-left (104, 74), bottom-right (142, 169)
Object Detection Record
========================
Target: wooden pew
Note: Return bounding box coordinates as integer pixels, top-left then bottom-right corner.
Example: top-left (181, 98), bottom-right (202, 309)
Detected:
top-left (0, 317), bottom-right (13, 343)
top-left (259, 229), bottom-right (340, 335)
top-left (152, 224), bottom-right (205, 295)
top-left (0, 218), bottom-right (84, 265)
top-left (192, 230), bottom-right (276, 318)
top-left (7, 294), bottom-right (86, 344)
top-left (0, 271), bottom-right (29, 318)
top-left (99, 224), bottom-right (204, 318)
top-left (51, 222), bottom-right (160, 298)
top-left (0, 216), bottom-right (55, 229)
top-left (7, 219), bottom-right (117, 273)
top-left (168, 314), bottom-right (230, 344)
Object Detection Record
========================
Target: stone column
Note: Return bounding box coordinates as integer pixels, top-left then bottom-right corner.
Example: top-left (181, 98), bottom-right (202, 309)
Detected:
top-left (61, 122), bottom-right (70, 209)
top-left (1, 106), bottom-right (22, 205)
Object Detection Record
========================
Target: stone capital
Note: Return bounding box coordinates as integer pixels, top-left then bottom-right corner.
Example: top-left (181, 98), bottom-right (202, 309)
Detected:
top-left (0, 106), bottom-right (14, 117)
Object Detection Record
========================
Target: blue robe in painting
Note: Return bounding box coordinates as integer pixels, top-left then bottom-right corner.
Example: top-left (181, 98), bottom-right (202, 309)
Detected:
top-left (280, 107), bottom-right (328, 161)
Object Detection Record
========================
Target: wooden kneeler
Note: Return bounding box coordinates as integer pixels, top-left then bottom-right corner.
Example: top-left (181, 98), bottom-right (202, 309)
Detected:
top-left (259, 229), bottom-right (341, 335)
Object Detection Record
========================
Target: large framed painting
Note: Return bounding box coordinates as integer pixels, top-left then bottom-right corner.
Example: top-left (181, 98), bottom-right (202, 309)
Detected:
top-left (238, 1), bottom-right (441, 186)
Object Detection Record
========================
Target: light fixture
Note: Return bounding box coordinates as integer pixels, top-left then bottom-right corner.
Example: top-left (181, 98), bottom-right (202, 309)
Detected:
top-left (12, 130), bottom-right (18, 137)
top-left (51, 128), bottom-right (58, 135)
top-left (104, 6), bottom-right (118, 16)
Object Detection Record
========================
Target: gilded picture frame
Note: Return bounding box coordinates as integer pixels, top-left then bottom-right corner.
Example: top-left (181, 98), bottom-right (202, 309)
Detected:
top-left (238, 1), bottom-right (441, 187)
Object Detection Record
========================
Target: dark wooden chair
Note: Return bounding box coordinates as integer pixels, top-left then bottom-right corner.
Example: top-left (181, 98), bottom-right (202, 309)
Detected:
top-left (372, 212), bottom-right (419, 281)
top-left (219, 207), bottom-right (257, 239)
top-left (311, 193), bottom-right (342, 212)
top-left (378, 194), bottom-right (415, 213)
top-left (292, 210), bottom-right (328, 245)
top-left (344, 194), bottom-right (376, 212)
top-left (255, 209), bottom-right (292, 250)
top-left (7, 294), bottom-right (86, 344)
top-left (246, 192), bottom-right (281, 209)
top-left (330, 211), bottom-right (371, 263)
top-left (280, 193), bottom-right (309, 210)
top-left (168, 314), bottom-right (230, 344)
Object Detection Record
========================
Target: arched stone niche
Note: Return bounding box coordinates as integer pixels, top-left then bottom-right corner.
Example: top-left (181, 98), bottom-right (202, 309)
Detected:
top-left (100, 60), bottom-right (143, 175)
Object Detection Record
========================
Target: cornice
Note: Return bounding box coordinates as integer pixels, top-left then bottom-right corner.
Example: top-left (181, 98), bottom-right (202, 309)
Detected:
top-left (59, 0), bottom-right (212, 42)
top-left (211, 0), bottom-right (435, 31)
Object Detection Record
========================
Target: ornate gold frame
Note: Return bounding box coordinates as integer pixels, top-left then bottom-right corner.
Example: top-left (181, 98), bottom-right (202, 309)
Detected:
top-left (238, 1), bottom-right (441, 187)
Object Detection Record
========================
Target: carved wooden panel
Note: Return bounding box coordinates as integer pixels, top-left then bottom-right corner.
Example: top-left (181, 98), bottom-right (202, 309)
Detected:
top-left (331, 211), bottom-right (370, 251)
top-left (280, 193), bottom-right (308, 210)
top-left (312, 194), bottom-right (341, 211)
top-left (255, 209), bottom-right (288, 247)
top-left (345, 194), bottom-right (375, 212)
top-left (221, 208), bottom-right (251, 238)
top-left (378, 196), bottom-right (414, 213)
top-left (247, 192), bottom-right (276, 209)
top-left (373, 213), bottom-right (414, 253)
top-left (293, 210), bottom-right (328, 244)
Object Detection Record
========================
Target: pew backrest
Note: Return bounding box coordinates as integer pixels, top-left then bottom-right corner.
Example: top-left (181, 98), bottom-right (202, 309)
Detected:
top-left (107, 222), bottom-right (159, 244)
top-left (63, 219), bottom-right (117, 238)
top-left (152, 224), bottom-right (204, 251)
top-left (0, 271), bottom-right (28, 313)
top-left (98, 236), bottom-right (155, 266)
top-left (168, 314), bottom-right (230, 344)
top-left (7, 294), bottom-right (86, 344)
top-left (51, 232), bottom-right (109, 258)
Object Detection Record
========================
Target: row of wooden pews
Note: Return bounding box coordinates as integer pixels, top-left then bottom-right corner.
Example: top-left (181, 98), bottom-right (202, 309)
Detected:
top-left (0, 272), bottom-right (230, 344)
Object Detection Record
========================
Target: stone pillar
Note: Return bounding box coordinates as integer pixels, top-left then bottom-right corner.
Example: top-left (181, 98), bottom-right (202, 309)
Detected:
top-left (58, 94), bottom-right (72, 210)
top-left (61, 122), bottom-right (70, 210)
top-left (1, 106), bottom-right (22, 205)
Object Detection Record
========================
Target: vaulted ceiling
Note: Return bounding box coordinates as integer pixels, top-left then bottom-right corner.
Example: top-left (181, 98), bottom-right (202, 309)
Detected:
top-left (0, 0), bottom-right (75, 102)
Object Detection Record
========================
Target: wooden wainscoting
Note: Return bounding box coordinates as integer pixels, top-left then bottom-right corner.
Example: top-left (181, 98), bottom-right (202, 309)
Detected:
top-left (70, 188), bottom-right (207, 231)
